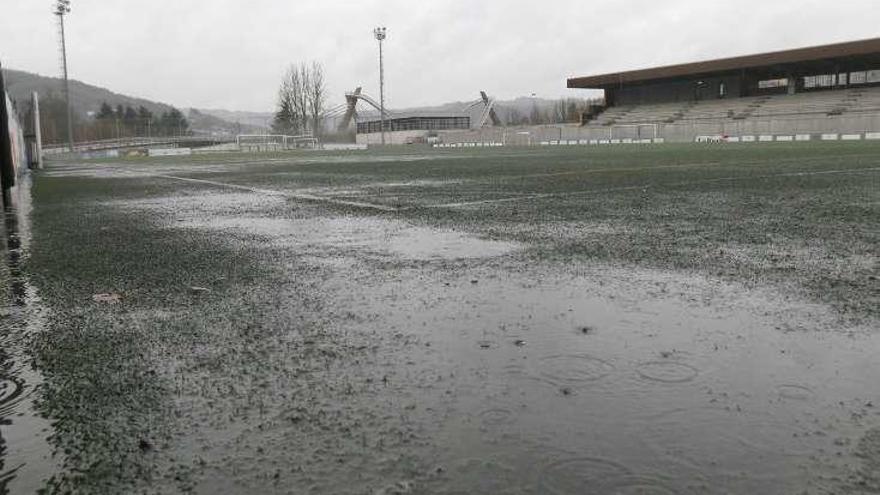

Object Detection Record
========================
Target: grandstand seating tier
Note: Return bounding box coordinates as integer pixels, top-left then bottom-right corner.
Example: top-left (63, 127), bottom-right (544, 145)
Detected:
top-left (586, 86), bottom-right (880, 126)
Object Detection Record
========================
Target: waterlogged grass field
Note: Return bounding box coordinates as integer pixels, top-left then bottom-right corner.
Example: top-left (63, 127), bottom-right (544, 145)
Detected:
top-left (2, 142), bottom-right (879, 493)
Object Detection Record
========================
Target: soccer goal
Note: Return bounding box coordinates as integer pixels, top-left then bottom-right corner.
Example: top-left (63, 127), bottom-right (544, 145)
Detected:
top-left (608, 123), bottom-right (659, 141)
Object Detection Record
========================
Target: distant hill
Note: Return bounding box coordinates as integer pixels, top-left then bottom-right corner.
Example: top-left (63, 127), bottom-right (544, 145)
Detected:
top-left (197, 109), bottom-right (273, 130)
top-left (1, 68), bottom-right (255, 135)
top-left (2, 68), bottom-right (176, 118)
top-left (3, 68), bottom-right (587, 135)
top-left (187, 109), bottom-right (258, 135)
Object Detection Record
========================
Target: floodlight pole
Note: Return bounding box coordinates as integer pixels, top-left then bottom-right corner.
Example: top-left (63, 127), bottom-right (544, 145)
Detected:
top-left (55, 1), bottom-right (74, 152)
top-left (374, 27), bottom-right (387, 146)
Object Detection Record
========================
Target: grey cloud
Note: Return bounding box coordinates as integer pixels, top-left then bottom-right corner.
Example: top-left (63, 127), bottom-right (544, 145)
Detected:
top-left (2, 0), bottom-right (878, 111)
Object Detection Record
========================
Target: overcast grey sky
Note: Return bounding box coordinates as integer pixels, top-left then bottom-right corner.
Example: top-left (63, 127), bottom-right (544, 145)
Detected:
top-left (2, 1), bottom-right (878, 112)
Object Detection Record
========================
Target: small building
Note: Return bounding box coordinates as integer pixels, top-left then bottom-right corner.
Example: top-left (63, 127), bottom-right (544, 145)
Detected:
top-left (356, 113), bottom-right (470, 145)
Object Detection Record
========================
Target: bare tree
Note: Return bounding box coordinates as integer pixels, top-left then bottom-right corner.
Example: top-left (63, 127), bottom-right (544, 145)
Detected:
top-left (507, 108), bottom-right (526, 126)
top-left (307, 62), bottom-right (326, 137)
top-left (273, 66), bottom-right (302, 134)
top-left (273, 61), bottom-right (327, 137)
top-left (529, 104), bottom-right (544, 125)
top-left (295, 65), bottom-right (310, 134)
top-left (272, 86), bottom-right (294, 134)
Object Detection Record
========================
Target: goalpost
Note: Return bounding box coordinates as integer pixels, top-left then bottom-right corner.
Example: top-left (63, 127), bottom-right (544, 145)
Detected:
top-left (608, 123), bottom-right (659, 141)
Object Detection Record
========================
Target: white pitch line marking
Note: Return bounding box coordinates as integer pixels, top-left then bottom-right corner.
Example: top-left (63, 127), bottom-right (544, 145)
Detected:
top-left (159, 174), bottom-right (402, 212)
top-left (126, 171), bottom-right (403, 212)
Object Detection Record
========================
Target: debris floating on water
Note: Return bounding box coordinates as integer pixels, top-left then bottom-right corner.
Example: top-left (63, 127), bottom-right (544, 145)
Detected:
top-left (92, 293), bottom-right (122, 304)
top-left (138, 438), bottom-right (153, 452)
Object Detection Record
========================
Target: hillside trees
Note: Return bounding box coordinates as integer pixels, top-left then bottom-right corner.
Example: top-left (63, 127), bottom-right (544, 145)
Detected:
top-left (12, 94), bottom-right (189, 144)
top-left (90, 101), bottom-right (187, 138)
top-left (123, 106), bottom-right (138, 124)
top-left (158, 108), bottom-right (189, 136)
top-left (97, 102), bottom-right (114, 119)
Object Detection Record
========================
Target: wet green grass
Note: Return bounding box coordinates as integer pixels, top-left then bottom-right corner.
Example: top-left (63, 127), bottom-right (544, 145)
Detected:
top-left (18, 142), bottom-right (880, 492)
top-left (140, 142), bottom-right (879, 320)
top-left (26, 178), bottom-right (275, 492)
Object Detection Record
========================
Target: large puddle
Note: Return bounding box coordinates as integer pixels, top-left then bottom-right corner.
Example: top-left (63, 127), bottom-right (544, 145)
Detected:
top-left (331, 265), bottom-right (879, 494)
top-left (125, 191), bottom-right (523, 261)
top-left (179, 216), bottom-right (519, 260)
top-left (109, 188), bottom-right (880, 493)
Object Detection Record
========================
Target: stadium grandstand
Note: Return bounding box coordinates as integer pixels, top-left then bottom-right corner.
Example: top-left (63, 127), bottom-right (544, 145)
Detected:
top-left (356, 112), bottom-right (470, 145)
top-left (566, 38), bottom-right (880, 142)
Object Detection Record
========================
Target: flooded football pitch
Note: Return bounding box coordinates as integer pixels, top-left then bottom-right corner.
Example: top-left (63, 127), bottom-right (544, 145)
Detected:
top-left (1, 143), bottom-right (878, 493)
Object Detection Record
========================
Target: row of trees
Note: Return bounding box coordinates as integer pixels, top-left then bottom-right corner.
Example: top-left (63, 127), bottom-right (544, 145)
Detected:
top-left (14, 94), bottom-right (192, 145)
top-left (273, 62), bottom-right (326, 137)
top-left (504, 98), bottom-right (603, 126)
top-left (96, 102), bottom-right (189, 138)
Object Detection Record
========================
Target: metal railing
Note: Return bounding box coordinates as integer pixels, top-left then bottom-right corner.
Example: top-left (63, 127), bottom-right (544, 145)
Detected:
top-left (43, 136), bottom-right (234, 155)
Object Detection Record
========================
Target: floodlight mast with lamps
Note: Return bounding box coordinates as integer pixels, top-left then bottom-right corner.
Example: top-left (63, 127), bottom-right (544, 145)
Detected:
top-left (55, 0), bottom-right (74, 151)
top-left (373, 27), bottom-right (387, 145)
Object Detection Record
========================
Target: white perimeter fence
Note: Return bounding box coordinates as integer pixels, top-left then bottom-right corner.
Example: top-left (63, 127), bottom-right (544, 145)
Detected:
top-left (435, 113), bottom-right (880, 147)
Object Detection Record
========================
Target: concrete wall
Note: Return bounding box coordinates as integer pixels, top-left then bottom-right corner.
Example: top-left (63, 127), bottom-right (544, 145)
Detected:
top-left (148, 148), bottom-right (192, 157)
top-left (437, 112), bottom-right (880, 145)
top-left (356, 130), bottom-right (428, 146)
top-left (659, 113), bottom-right (880, 142)
top-left (440, 126), bottom-right (596, 145)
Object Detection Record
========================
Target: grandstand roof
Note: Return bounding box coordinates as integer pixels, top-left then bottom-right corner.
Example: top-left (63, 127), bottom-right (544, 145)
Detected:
top-left (568, 38), bottom-right (880, 89)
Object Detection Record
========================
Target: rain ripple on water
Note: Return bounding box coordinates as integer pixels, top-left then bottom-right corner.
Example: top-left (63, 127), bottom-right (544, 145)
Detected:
top-left (636, 361), bottom-right (699, 384)
top-left (537, 354), bottom-right (615, 386)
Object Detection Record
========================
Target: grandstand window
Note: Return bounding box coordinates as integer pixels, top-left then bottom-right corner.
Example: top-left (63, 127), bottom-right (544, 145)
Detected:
top-left (868, 70), bottom-right (880, 83)
top-left (803, 74), bottom-right (836, 89)
top-left (850, 71), bottom-right (867, 84)
top-left (758, 78), bottom-right (788, 89)
top-left (838, 73), bottom-right (848, 86)
top-left (357, 116), bottom-right (468, 134)
top-left (719, 82), bottom-right (727, 98)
